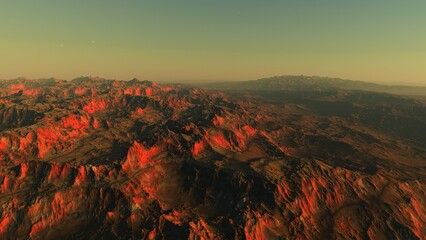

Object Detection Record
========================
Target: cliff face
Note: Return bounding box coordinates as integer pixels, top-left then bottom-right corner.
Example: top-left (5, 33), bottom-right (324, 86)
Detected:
top-left (0, 78), bottom-right (425, 239)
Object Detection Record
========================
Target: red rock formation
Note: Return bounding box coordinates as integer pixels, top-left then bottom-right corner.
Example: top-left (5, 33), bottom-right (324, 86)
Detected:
top-left (0, 215), bottom-right (10, 235)
top-left (210, 132), bottom-right (232, 150)
top-left (122, 141), bottom-right (163, 171)
top-left (212, 115), bottom-right (224, 126)
top-left (192, 138), bottom-right (208, 156)
top-left (83, 99), bottom-right (108, 114)
top-left (36, 115), bottom-right (91, 158)
top-left (74, 87), bottom-right (90, 95)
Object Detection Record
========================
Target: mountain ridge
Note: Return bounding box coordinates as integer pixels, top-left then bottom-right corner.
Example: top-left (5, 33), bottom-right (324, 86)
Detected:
top-left (198, 75), bottom-right (426, 96)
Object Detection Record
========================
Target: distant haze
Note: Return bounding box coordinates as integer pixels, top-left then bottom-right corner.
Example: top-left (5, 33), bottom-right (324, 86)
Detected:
top-left (1, 1), bottom-right (426, 85)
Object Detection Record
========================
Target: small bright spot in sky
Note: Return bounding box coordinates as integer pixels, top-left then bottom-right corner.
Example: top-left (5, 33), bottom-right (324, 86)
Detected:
top-left (60, 44), bottom-right (64, 47)
top-left (91, 40), bottom-right (95, 44)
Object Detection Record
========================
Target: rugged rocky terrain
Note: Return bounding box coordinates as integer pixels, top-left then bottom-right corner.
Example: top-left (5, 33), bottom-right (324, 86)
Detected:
top-left (0, 77), bottom-right (425, 239)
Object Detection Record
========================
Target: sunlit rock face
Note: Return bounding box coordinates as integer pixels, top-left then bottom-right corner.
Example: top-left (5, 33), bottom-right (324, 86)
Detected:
top-left (0, 77), bottom-right (425, 239)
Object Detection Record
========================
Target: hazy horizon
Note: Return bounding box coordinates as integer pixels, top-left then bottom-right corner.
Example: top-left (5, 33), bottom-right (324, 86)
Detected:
top-left (3, 74), bottom-right (426, 88)
top-left (1, 1), bottom-right (426, 85)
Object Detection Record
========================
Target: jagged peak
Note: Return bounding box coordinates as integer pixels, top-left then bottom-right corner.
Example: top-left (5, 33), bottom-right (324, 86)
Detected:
top-left (126, 78), bottom-right (159, 87)
top-left (71, 76), bottom-right (110, 84)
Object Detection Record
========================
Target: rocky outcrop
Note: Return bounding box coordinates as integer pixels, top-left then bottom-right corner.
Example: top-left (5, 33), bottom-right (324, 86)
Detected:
top-left (0, 106), bottom-right (42, 129)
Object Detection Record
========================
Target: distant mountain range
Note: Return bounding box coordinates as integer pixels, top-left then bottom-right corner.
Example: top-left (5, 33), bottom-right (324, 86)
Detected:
top-left (199, 75), bottom-right (426, 96)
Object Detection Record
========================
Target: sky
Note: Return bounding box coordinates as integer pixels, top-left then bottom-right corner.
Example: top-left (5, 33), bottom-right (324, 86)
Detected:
top-left (0, 1), bottom-right (426, 84)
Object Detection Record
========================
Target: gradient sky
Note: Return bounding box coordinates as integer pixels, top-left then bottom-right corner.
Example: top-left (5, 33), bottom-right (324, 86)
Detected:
top-left (1, 1), bottom-right (426, 84)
